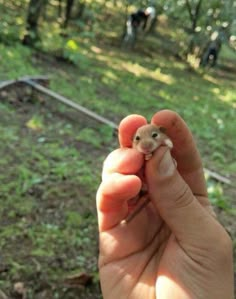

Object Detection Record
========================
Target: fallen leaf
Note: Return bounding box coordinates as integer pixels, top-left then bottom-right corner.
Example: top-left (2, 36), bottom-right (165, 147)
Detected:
top-left (64, 272), bottom-right (93, 287)
top-left (26, 117), bottom-right (44, 131)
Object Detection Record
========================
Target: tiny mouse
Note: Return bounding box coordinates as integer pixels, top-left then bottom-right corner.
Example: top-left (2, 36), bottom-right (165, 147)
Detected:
top-left (120, 124), bottom-right (173, 226)
top-left (132, 124), bottom-right (173, 160)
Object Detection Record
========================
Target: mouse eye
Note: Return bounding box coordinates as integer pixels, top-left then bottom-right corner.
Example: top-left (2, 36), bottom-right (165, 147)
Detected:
top-left (152, 132), bottom-right (158, 138)
top-left (134, 135), bottom-right (140, 141)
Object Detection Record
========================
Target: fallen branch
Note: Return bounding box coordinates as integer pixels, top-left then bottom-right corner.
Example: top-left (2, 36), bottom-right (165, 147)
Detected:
top-left (0, 76), bottom-right (118, 132)
top-left (0, 75), bottom-right (50, 89)
top-left (204, 168), bottom-right (231, 185)
top-left (23, 78), bottom-right (118, 131)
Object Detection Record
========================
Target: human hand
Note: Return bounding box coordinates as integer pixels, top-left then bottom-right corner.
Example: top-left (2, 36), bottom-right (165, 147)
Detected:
top-left (96, 110), bottom-right (234, 299)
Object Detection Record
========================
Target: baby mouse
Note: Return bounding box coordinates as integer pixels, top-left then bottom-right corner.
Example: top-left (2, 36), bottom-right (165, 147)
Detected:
top-left (120, 124), bottom-right (173, 226)
top-left (132, 124), bottom-right (173, 160)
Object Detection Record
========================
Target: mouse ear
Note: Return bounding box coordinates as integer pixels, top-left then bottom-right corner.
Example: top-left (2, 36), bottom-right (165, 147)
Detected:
top-left (159, 126), bottom-right (167, 133)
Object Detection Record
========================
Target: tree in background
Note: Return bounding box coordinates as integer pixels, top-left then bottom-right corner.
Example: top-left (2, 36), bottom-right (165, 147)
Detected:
top-left (160, 0), bottom-right (235, 57)
top-left (0, 0), bottom-right (234, 59)
top-left (63, 0), bottom-right (75, 28)
top-left (184, 0), bottom-right (203, 53)
top-left (22, 0), bottom-right (48, 46)
top-left (62, 0), bottom-right (86, 28)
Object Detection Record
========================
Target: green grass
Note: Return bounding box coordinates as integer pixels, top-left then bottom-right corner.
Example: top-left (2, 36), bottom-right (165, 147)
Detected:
top-left (0, 95), bottom-right (110, 298)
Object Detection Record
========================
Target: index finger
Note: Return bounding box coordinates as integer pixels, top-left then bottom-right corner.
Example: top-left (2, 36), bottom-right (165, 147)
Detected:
top-left (118, 114), bottom-right (147, 147)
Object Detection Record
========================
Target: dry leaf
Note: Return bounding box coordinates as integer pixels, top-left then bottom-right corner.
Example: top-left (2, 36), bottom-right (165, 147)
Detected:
top-left (64, 272), bottom-right (93, 287)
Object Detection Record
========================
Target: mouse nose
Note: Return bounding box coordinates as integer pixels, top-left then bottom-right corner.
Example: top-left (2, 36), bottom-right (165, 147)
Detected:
top-left (141, 141), bottom-right (153, 151)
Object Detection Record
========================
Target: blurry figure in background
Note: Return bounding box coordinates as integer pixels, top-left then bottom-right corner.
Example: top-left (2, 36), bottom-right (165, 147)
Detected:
top-left (128, 6), bottom-right (156, 34)
top-left (144, 6), bottom-right (156, 33)
top-left (200, 24), bottom-right (229, 67)
top-left (122, 6), bottom-right (156, 49)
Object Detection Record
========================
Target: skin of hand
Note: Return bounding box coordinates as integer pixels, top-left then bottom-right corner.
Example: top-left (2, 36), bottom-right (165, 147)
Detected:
top-left (96, 110), bottom-right (234, 299)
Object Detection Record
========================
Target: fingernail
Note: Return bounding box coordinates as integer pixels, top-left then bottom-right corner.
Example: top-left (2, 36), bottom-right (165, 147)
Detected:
top-left (159, 150), bottom-right (175, 177)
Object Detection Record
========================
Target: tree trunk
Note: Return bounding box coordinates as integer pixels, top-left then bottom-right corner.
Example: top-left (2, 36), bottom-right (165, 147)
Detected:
top-left (22, 0), bottom-right (47, 46)
top-left (58, 0), bottom-right (62, 18)
top-left (74, 1), bottom-right (86, 19)
top-left (63, 0), bottom-right (75, 28)
top-left (185, 0), bottom-right (203, 54)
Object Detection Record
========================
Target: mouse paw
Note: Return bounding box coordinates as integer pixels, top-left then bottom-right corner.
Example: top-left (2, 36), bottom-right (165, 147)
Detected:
top-left (164, 139), bottom-right (173, 149)
top-left (145, 153), bottom-right (152, 160)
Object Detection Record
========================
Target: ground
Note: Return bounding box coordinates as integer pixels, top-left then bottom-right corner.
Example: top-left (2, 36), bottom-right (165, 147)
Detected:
top-left (0, 83), bottom-right (111, 298)
top-left (0, 6), bottom-right (236, 298)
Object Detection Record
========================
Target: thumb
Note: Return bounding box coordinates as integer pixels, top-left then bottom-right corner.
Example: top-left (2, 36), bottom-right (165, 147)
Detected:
top-left (146, 147), bottom-right (215, 246)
